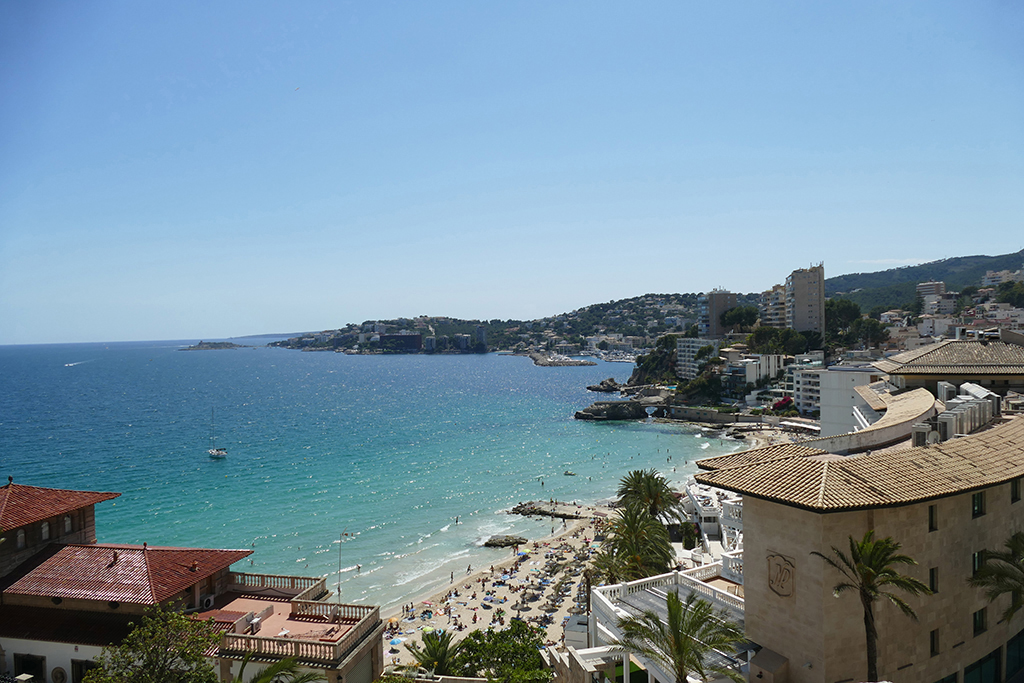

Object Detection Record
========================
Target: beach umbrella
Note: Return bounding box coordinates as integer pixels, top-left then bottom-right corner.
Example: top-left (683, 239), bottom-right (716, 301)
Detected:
top-left (390, 638), bottom-right (404, 645)
top-left (422, 626), bottom-right (434, 633)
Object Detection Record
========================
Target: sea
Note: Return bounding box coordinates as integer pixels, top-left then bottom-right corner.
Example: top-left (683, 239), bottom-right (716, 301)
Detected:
top-left (0, 340), bottom-right (741, 612)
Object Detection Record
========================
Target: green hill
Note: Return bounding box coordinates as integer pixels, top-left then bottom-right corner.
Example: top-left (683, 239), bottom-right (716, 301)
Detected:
top-left (825, 249), bottom-right (1024, 310)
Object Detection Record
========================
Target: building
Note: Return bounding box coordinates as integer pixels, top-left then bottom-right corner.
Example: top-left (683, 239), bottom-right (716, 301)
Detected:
top-left (982, 269), bottom-right (1024, 287)
top-left (694, 415), bottom-right (1024, 683)
top-left (917, 281), bottom-right (947, 298)
top-left (785, 265), bottom-right (825, 334)
top-left (676, 337), bottom-right (720, 381)
top-left (698, 290), bottom-right (738, 338)
top-left (816, 365), bottom-right (888, 436)
top-left (760, 284), bottom-right (788, 329)
top-left (0, 481), bottom-right (383, 683)
top-left (474, 325), bottom-right (486, 347)
top-left (873, 333), bottom-right (1024, 395)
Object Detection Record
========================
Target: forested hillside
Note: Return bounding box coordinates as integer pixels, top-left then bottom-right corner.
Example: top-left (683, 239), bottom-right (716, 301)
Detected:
top-left (825, 249), bottom-right (1024, 310)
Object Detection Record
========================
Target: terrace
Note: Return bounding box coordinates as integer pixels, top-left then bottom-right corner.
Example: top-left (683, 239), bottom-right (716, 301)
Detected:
top-left (196, 572), bottom-right (382, 668)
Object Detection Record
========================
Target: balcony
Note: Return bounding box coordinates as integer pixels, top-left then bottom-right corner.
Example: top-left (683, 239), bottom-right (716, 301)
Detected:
top-left (197, 572), bottom-right (382, 668)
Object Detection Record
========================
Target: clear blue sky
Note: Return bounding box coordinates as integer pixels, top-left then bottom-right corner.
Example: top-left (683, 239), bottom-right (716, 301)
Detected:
top-left (2, 2), bottom-right (1022, 344)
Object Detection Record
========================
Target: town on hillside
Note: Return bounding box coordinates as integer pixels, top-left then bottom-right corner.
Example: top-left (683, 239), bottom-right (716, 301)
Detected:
top-left (6, 256), bottom-right (1024, 683)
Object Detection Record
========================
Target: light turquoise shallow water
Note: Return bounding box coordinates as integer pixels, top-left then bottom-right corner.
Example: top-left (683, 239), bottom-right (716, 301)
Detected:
top-left (0, 341), bottom-right (740, 611)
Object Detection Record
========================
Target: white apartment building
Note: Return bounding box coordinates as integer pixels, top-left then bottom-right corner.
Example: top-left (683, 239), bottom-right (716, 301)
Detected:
top-left (677, 337), bottom-right (720, 380)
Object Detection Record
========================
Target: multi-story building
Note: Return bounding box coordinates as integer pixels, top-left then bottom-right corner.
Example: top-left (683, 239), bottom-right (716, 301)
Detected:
top-left (981, 269), bottom-right (1024, 287)
top-left (917, 281), bottom-right (947, 298)
top-left (873, 334), bottom-right (1024, 395)
top-left (694, 415), bottom-right (1024, 683)
top-left (760, 284), bottom-right (787, 329)
top-left (785, 265), bottom-right (825, 334)
top-left (676, 337), bottom-right (720, 380)
top-left (698, 290), bottom-right (737, 338)
top-left (0, 481), bottom-right (384, 683)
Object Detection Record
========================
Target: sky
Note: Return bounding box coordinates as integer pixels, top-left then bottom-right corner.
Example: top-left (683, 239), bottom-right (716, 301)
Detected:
top-left (1, 2), bottom-right (1023, 344)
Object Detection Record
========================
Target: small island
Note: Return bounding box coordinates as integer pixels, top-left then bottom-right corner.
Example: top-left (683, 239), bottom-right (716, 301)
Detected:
top-left (180, 341), bottom-right (246, 351)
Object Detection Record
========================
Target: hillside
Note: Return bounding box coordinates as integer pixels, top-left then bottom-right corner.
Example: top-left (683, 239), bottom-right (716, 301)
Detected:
top-left (825, 249), bottom-right (1024, 310)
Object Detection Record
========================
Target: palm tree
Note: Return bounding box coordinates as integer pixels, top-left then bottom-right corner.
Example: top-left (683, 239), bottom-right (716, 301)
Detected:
top-left (812, 531), bottom-right (931, 682)
top-left (969, 531), bottom-right (1024, 622)
top-left (609, 590), bottom-right (744, 683)
top-left (404, 630), bottom-right (462, 676)
top-left (232, 652), bottom-right (324, 683)
top-left (598, 504), bottom-right (674, 582)
top-left (617, 469), bottom-right (685, 522)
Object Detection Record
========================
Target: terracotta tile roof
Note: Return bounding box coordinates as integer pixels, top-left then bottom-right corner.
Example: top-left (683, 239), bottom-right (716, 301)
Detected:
top-left (697, 442), bottom-right (828, 472)
top-left (694, 416), bottom-right (1024, 512)
top-left (872, 340), bottom-right (1024, 375)
top-left (0, 482), bottom-right (119, 529)
top-left (854, 384), bottom-right (889, 412)
top-left (3, 544), bottom-right (252, 604)
top-left (0, 604), bottom-right (135, 646)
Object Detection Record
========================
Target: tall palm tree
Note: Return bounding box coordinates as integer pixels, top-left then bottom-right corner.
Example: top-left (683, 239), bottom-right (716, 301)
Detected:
top-left (232, 652), bottom-right (324, 683)
top-left (618, 469), bottom-right (684, 522)
top-left (598, 504), bottom-right (674, 582)
top-left (812, 531), bottom-right (931, 682)
top-left (969, 531), bottom-right (1024, 622)
top-left (609, 590), bottom-right (744, 683)
top-left (404, 630), bottom-right (462, 676)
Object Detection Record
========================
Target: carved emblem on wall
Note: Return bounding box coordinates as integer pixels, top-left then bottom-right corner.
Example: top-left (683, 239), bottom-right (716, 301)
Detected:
top-left (767, 552), bottom-right (795, 597)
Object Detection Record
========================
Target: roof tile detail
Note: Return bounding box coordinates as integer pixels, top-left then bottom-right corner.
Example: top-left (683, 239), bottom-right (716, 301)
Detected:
top-left (3, 544), bottom-right (252, 604)
top-left (873, 340), bottom-right (1024, 375)
top-left (694, 417), bottom-right (1024, 512)
top-left (0, 483), bottom-right (119, 529)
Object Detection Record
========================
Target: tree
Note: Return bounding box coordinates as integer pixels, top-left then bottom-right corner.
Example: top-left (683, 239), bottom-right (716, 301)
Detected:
top-left (812, 531), bottom-right (931, 682)
top-left (849, 318), bottom-right (890, 348)
top-left (968, 531), bottom-right (1024, 623)
top-left (82, 605), bottom-right (220, 683)
top-left (610, 591), bottom-right (744, 683)
top-left (617, 469), bottom-right (685, 522)
top-left (232, 653), bottom-right (324, 683)
top-left (597, 504), bottom-right (674, 582)
top-left (719, 306), bottom-right (759, 333)
top-left (404, 630), bottom-right (463, 676)
top-left (452, 620), bottom-right (551, 683)
top-left (825, 299), bottom-right (861, 340)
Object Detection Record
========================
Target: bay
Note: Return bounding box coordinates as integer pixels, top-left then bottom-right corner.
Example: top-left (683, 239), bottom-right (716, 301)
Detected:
top-left (0, 341), bottom-right (738, 611)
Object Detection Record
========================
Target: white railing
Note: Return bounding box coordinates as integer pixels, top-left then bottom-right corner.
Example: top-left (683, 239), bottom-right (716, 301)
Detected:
top-left (721, 550), bottom-right (743, 585)
top-left (229, 572), bottom-right (319, 594)
top-left (595, 568), bottom-right (744, 614)
top-left (293, 577), bottom-right (327, 603)
top-left (221, 605), bottom-right (380, 664)
top-left (721, 500), bottom-right (743, 530)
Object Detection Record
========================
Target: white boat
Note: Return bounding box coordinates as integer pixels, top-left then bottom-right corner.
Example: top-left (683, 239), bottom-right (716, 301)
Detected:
top-left (208, 408), bottom-right (227, 459)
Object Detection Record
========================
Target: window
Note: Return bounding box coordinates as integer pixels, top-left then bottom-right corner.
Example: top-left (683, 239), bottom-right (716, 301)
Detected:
top-left (965, 647), bottom-right (1000, 683)
top-left (930, 567), bottom-right (939, 593)
top-left (64, 514), bottom-right (72, 534)
top-left (16, 529), bottom-right (25, 549)
top-left (973, 551), bottom-right (986, 577)
top-left (929, 504), bottom-right (938, 531)
top-left (934, 674), bottom-right (957, 683)
top-left (972, 492), bottom-right (986, 518)
top-left (41, 521), bottom-right (50, 541)
top-left (1013, 478), bottom-right (1021, 504)
top-left (1008, 629), bottom-right (1024, 678)
top-left (14, 654), bottom-right (46, 682)
top-left (974, 608), bottom-right (988, 636)
top-left (72, 660), bottom-right (101, 683)
top-left (931, 628), bottom-right (940, 657)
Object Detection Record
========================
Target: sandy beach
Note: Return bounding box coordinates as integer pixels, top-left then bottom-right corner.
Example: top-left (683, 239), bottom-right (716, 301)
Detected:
top-left (380, 501), bottom-right (608, 670)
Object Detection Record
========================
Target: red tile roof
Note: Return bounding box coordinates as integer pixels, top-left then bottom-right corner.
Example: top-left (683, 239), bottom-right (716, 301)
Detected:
top-left (0, 482), bottom-right (120, 529)
top-left (3, 544), bottom-right (252, 604)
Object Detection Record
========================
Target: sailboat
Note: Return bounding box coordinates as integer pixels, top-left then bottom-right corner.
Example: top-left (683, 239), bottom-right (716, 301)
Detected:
top-left (208, 408), bottom-right (227, 459)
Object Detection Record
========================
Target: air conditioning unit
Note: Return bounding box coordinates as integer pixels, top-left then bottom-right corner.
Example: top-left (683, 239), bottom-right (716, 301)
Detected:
top-left (912, 423), bottom-right (931, 448)
top-left (200, 594), bottom-right (215, 610)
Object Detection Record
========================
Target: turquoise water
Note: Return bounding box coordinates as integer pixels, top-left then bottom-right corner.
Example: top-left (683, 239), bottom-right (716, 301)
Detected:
top-left (0, 341), bottom-right (739, 611)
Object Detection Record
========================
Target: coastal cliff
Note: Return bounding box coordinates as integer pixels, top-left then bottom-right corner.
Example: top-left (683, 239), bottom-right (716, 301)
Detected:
top-left (573, 400), bottom-right (648, 421)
